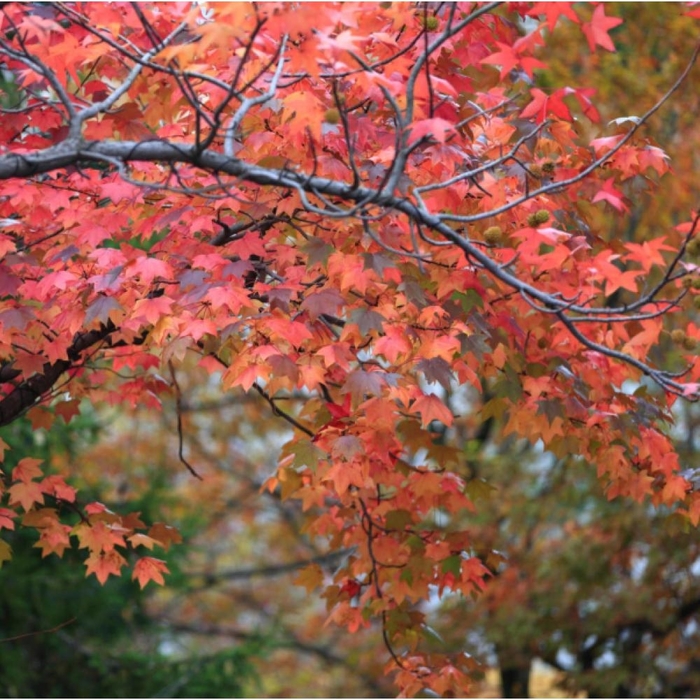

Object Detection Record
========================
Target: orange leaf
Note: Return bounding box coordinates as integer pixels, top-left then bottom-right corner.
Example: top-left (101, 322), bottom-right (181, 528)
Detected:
top-left (12, 457), bottom-right (44, 483)
top-left (132, 556), bottom-right (170, 589)
top-left (128, 533), bottom-right (161, 551)
top-left (294, 563), bottom-right (324, 593)
top-left (147, 523), bottom-right (183, 552)
top-left (8, 481), bottom-right (44, 512)
top-left (85, 550), bottom-right (127, 585)
top-left (54, 399), bottom-right (81, 424)
top-left (412, 394), bottom-right (453, 429)
top-left (74, 520), bottom-right (128, 553)
top-left (26, 406), bottom-right (54, 431)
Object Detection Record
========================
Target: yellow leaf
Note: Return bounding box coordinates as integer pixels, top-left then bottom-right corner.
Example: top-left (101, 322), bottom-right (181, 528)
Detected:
top-left (294, 563), bottom-right (324, 593)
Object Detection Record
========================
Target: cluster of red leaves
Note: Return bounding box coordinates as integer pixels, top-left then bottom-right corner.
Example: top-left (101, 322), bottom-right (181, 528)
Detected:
top-left (0, 2), bottom-right (699, 695)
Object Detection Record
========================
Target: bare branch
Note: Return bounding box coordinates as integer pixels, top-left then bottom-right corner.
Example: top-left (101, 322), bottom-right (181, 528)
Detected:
top-left (224, 35), bottom-right (288, 158)
top-left (186, 548), bottom-right (354, 583)
top-left (169, 362), bottom-right (203, 480)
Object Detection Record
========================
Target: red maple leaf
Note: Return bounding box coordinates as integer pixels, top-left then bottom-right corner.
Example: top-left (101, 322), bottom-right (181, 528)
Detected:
top-left (592, 177), bottom-right (629, 213)
top-left (408, 118), bottom-right (457, 145)
top-left (521, 88), bottom-right (572, 123)
top-left (528, 2), bottom-right (580, 31)
top-left (481, 42), bottom-right (547, 80)
top-left (582, 5), bottom-right (623, 52)
top-left (481, 43), bottom-right (520, 79)
top-left (40, 475), bottom-right (77, 502)
top-left (0, 508), bottom-right (16, 531)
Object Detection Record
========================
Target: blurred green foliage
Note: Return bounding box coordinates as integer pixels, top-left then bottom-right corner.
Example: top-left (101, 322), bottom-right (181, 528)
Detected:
top-left (0, 414), bottom-right (264, 698)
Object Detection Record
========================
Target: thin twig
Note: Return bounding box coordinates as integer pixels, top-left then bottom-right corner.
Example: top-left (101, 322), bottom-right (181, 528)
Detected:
top-left (0, 617), bottom-right (76, 643)
top-left (168, 361), bottom-right (203, 480)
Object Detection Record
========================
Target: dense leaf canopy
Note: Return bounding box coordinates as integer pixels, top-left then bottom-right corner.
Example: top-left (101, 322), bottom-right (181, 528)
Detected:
top-left (1, 2), bottom-right (700, 695)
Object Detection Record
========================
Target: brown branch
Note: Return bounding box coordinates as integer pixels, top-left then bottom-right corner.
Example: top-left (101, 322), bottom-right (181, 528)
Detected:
top-left (0, 616), bottom-right (76, 643)
top-left (185, 548), bottom-right (353, 583)
top-left (168, 362), bottom-right (203, 480)
top-left (252, 381), bottom-right (315, 437)
top-left (0, 322), bottom-right (119, 428)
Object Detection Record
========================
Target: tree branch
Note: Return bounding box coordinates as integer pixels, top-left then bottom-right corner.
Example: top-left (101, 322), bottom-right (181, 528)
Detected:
top-left (0, 16), bottom-right (698, 405)
top-left (0, 322), bottom-right (118, 427)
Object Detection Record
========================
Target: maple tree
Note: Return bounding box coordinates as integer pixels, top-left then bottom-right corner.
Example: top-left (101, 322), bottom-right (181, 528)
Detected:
top-left (2, 2), bottom-right (700, 695)
top-left (444, 8), bottom-right (700, 696)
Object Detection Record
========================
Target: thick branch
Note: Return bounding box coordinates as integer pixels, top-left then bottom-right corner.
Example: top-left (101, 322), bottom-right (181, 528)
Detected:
top-left (0, 322), bottom-right (118, 428)
top-left (0, 133), bottom-right (696, 397)
top-left (0, 38), bottom-right (697, 401)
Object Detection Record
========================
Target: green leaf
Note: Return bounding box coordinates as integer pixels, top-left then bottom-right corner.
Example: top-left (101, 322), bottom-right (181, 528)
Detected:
top-left (480, 397), bottom-right (507, 422)
top-left (465, 478), bottom-right (496, 502)
top-left (385, 509), bottom-right (415, 531)
top-left (451, 289), bottom-right (484, 313)
top-left (441, 555), bottom-right (462, 576)
top-left (282, 439), bottom-right (324, 472)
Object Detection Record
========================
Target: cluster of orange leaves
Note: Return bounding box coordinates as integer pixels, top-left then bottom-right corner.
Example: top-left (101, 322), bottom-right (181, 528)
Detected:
top-left (1, 2), bottom-right (700, 695)
top-left (1, 453), bottom-right (179, 587)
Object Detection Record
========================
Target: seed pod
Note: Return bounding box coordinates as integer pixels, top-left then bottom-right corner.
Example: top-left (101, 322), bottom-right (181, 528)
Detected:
top-left (484, 226), bottom-right (503, 245)
top-left (671, 329), bottom-right (686, 344)
top-left (687, 238), bottom-right (700, 257)
top-left (324, 109), bottom-right (341, 125)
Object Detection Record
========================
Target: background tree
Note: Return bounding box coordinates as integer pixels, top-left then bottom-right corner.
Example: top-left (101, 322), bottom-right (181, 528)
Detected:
top-left (0, 413), bottom-right (266, 698)
top-left (1, 2), bottom-right (700, 695)
top-left (432, 423), bottom-right (700, 699)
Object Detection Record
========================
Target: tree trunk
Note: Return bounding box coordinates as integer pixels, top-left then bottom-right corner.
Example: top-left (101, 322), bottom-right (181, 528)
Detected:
top-left (500, 662), bottom-right (531, 698)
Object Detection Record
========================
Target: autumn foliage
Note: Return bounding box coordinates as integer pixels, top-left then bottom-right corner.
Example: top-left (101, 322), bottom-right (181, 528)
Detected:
top-left (1, 2), bottom-right (700, 695)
